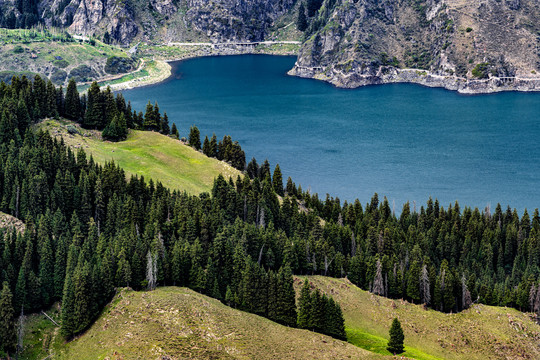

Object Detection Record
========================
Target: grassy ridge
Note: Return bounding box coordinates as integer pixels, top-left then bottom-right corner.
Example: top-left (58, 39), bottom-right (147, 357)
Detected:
top-left (40, 119), bottom-right (242, 194)
top-left (54, 287), bottom-right (383, 359)
top-left (296, 276), bottom-right (540, 360)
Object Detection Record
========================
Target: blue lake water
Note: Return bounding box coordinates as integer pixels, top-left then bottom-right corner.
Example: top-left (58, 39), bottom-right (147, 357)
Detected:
top-left (123, 55), bottom-right (540, 212)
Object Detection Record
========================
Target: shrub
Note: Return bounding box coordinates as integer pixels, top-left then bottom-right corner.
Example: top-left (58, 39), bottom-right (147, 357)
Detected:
top-left (66, 125), bottom-right (79, 135)
top-left (53, 59), bottom-right (69, 68)
top-left (472, 62), bottom-right (490, 79)
top-left (12, 45), bottom-right (24, 53)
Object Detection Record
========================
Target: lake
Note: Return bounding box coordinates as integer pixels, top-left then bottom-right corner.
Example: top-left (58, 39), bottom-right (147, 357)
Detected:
top-left (123, 55), bottom-right (540, 212)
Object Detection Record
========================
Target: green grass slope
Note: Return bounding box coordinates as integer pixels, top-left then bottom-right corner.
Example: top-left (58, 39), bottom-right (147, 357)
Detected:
top-left (53, 287), bottom-right (383, 359)
top-left (296, 276), bottom-right (540, 360)
top-left (40, 119), bottom-right (242, 194)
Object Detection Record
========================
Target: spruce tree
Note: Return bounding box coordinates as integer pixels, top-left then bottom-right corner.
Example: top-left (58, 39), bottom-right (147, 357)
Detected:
top-left (276, 265), bottom-right (297, 326)
top-left (161, 112), bottom-right (170, 134)
top-left (143, 101), bottom-right (160, 131)
top-left (84, 82), bottom-right (102, 129)
top-left (209, 134), bottom-right (218, 157)
top-left (171, 123), bottom-right (179, 139)
top-left (387, 318), bottom-right (405, 355)
top-left (297, 279), bottom-right (312, 329)
top-left (202, 136), bottom-right (211, 157)
top-left (272, 164), bottom-right (284, 196)
top-left (0, 281), bottom-right (16, 354)
top-left (311, 289), bottom-right (325, 332)
top-left (60, 271), bottom-right (76, 339)
top-left (189, 126), bottom-right (201, 150)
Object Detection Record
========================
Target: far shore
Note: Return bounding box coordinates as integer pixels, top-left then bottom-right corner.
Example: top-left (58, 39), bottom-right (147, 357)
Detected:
top-left (101, 42), bottom-right (300, 92)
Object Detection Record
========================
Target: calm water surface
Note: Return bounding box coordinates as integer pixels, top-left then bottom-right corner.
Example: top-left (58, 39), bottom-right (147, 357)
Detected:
top-left (123, 55), bottom-right (540, 211)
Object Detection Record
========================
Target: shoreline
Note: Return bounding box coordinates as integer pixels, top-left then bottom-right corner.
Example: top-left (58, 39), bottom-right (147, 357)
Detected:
top-left (98, 43), bottom-right (540, 95)
top-left (288, 64), bottom-right (540, 95)
top-left (103, 42), bottom-right (300, 92)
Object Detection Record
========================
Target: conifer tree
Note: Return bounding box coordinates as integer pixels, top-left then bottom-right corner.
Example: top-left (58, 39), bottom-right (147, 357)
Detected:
top-left (73, 259), bottom-right (93, 334)
top-left (209, 134), bottom-right (218, 157)
top-left (203, 136), bottom-right (211, 157)
top-left (276, 265), bottom-right (297, 326)
top-left (225, 285), bottom-right (234, 307)
top-left (407, 260), bottom-right (421, 303)
top-left (266, 270), bottom-right (278, 321)
top-left (84, 82), bottom-right (102, 129)
top-left (38, 235), bottom-right (54, 307)
top-left (297, 279), bottom-right (312, 329)
top-left (143, 101), bottom-right (160, 131)
top-left (116, 248), bottom-right (132, 287)
top-left (161, 112), bottom-right (170, 134)
top-left (328, 297), bottom-right (346, 340)
top-left (272, 164), bottom-right (284, 196)
top-left (103, 86), bottom-right (117, 129)
top-left (189, 126), bottom-right (201, 150)
top-left (60, 272), bottom-right (76, 339)
top-left (387, 318), bottom-right (405, 354)
top-left (171, 123), bottom-right (179, 139)
top-left (0, 281), bottom-right (16, 354)
top-left (311, 289), bottom-right (325, 332)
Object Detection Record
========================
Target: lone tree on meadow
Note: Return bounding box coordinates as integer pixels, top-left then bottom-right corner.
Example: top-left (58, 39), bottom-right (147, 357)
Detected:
top-left (387, 317), bottom-right (405, 355)
top-left (189, 125), bottom-right (201, 150)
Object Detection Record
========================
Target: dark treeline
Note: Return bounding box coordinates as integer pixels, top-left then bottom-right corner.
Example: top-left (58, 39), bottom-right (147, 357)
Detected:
top-left (0, 76), bottom-right (344, 356)
top-left (1, 74), bottom-right (540, 355)
top-left (200, 131), bottom-right (246, 171)
top-left (297, 279), bottom-right (346, 340)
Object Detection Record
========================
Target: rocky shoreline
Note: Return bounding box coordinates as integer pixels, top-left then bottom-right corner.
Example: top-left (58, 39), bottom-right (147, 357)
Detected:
top-left (288, 64), bottom-right (540, 95)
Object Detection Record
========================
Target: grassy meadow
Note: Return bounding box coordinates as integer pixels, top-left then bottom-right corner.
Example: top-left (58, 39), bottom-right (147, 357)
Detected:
top-left (52, 287), bottom-right (382, 359)
top-left (296, 276), bottom-right (540, 360)
top-left (39, 119), bottom-right (242, 194)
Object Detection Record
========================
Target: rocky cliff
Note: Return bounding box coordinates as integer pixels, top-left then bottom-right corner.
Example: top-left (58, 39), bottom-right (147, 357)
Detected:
top-left (289, 0), bottom-right (540, 93)
top-left (0, 0), bottom-right (297, 45)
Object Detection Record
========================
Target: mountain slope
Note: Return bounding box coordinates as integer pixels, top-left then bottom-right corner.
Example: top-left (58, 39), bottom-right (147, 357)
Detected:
top-left (290, 0), bottom-right (540, 93)
top-left (298, 276), bottom-right (540, 360)
top-left (0, 0), bottom-right (298, 45)
top-left (54, 287), bottom-right (383, 359)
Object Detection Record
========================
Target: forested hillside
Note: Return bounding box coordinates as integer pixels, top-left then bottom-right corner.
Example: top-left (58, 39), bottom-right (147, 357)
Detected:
top-left (0, 75), bottom-right (540, 357)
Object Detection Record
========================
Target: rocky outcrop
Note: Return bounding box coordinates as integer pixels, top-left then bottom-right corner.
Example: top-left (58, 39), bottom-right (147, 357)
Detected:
top-left (185, 0), bottom-right (295, 42)
top-left (291, 0), bottom-right (540, 93)
top-left (1, 0), bottom-right (296, 45)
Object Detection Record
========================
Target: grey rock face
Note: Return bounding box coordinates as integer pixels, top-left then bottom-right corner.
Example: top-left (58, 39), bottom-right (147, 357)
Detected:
top-left (291, 0), bottom-right (540, 93)
top-left (2, 0), bottom-right (295, 45)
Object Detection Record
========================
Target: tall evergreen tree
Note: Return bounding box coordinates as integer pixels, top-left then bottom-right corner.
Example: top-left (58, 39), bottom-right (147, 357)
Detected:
top-left (84, 82), bottom-right (102, 129)
top-left (387, 318), bottom-right (405, 354)
top-left (202, 136), bottom-right (211, 157)
top-left (0, 281), bottom-right (16, 354)
top-left (189, 126), bottom-right (201, 150)
top-left (272, 164), bottom-right (284, 196)
top-left (297, 279), bottom-right (312, 329)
